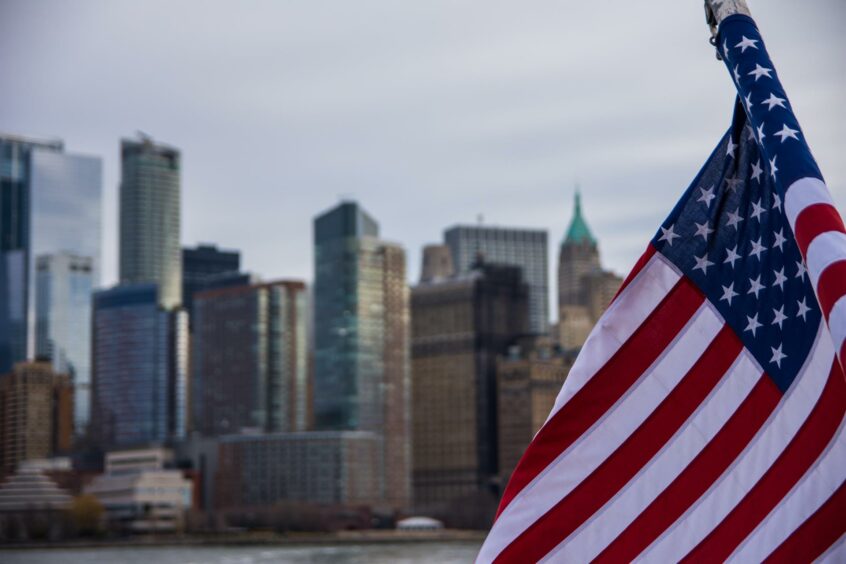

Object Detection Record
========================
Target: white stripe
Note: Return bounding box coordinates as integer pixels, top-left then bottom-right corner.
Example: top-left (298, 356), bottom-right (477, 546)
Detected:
top-left (805, 231), bottom-right (846, 290)
top-left (545, 350), bottom-right (761, 563)
top-left (828, 296), bottom-right (846, 357)
top-left (547, 253), bottom-right (680, 421)
top-left (639, 322), bottom-right (833, 563)
top-left (784, 177), bottom-right (833, 230)
top-left (477, 303), bottom-right (723, 564)
top-left (730, 419), bottom-right (846, 562)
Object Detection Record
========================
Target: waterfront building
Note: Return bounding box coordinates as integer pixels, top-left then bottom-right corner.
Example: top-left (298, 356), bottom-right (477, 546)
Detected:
top-left (91, 284), bottom-right (187, 448)
top-left (444, 225), bottom-right (548, 334)
top-left (556, 192), bottom-right (623, 349)
top-left (192, 280), bottom-right (310, 436)
top-left (181, 244), bottom-right (240, 321)
top-left (119, 134), bottom-right (182, 309)
top-left (85, 448), bottom-right (192, 533)
top-left (0, 133), bottom-right (101, 373)
top-left (495, 336), bottom-right (575, 484)
top-left (411, 260), bottom-right (530, 513)
top-left (313, 201), bottom-right (411, 510)
top-left (35, 253), bottom-right (94, 432)
top-left (0, 361), bottom-right (73, 477)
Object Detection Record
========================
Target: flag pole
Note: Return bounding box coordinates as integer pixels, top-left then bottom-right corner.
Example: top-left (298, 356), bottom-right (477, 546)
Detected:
top-left (704, 0), bottom-right (751, 52)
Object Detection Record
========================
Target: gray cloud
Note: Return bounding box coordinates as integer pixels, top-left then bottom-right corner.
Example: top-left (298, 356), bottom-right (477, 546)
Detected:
top-left (1, 0), bottom-right (843, 318)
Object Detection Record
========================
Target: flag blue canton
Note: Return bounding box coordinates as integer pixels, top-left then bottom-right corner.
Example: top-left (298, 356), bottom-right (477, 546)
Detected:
top-left (651, 15), bottom-right (823, 392)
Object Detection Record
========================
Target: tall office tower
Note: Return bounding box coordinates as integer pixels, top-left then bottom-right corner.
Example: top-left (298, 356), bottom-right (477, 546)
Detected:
top-left (119, 135), bottom-right (182, 309)
top-left (496, 336), bottom-right (574, 485)
top-left (556, 192), bottom-right (622, 349)
top-left (0, 361), bottom-right (74, 477)
top-left (557, 191), bottom-right (600, 309)
top-left (181, 244), bottom-right (240, 320)
top-left (91, 284), bottom-right (188, 448)
top-left (419, 244), bottom-right (454, 283)
top-left (35, 253), bottom-right (94, 432)
top-left (411, 261), bottom-right (529, 515)
top-left (313, 201), bottom-right (410, 510)
top-left (192, 280), bottom-right (310, 436)
top-left (0, 134), bottom-right (101, 373)
top-left (444, 225), bottom-right (548, 334)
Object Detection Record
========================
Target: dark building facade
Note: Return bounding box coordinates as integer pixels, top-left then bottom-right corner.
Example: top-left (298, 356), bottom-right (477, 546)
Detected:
top-left (411, 261), bottom-right (530, 513)
top-left (0, 361), bottom-right (73, 477)
top-left (91, 284), bottom-right (187, 448)
top-left (313, 201), bottom-right (410, 510)
top-left (181, 244), bottom-right (240, 321)
top-left (191, 280), bottom-right (310, 436)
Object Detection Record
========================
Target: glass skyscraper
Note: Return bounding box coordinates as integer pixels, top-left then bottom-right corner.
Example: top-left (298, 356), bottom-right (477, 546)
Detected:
top-left (313, 201), bottom-right (411, 509)
top-left (35, 253), bottom-right (94, 432)
top-left (119, 135), bottom-right (182, 309)
top-left (91, 284), bottom-right (187, 447)
top-left (0, 133), bottom-right (102, 386)
top-left (444, 225), bottom-right (549, 334)
top-left (181, 243), bottom-right (240, 322)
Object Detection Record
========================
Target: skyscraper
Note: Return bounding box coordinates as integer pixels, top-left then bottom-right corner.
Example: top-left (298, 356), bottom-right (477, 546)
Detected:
top-left (35, 253), bottom-right (94, 432)
top-left (119, 135), bottom-right (182, 309)
top-left (444, 225), bottom-right (548, 334)
top-left (313, 201), bottom-right (410, 510)
top-left (181, 244), bottom-right (240, 320)
top-left (0, 361), bottom-right (74, 477)
top-left (0, 134), bottom-right (102, 373)
top-left (192, 280), bottom-right (310, 436)
top-left (411, 261), bottom-right (530, 514)
top-left (91, 284), bottom-right (187, 448)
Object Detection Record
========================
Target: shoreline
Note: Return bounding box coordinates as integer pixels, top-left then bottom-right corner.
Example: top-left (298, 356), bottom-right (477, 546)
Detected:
top-left (0, 529), bottom-right (487, 550)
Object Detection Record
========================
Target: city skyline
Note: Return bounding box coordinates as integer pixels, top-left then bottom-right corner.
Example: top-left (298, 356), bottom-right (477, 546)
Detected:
top-left (2, 1), bottom-right (843, 303)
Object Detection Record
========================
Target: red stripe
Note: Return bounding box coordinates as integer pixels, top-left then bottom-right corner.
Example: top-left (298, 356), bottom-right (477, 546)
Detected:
top-left (593, 373), bottom-right (781, 563)
top-left (793, 203), bottom-right (846, 257)
top-left (495, 277), bottom-right (703, 518)
top-left (682, 360), bottom-right (846, 563)
top-left (764, 479), bottom-right (846, 563)
top-left (495, 325), bottom-right (742, 564)
top-left (816, 260), bottom-right (846, 320)
top-left (611, 244), bottom-right (657, 304)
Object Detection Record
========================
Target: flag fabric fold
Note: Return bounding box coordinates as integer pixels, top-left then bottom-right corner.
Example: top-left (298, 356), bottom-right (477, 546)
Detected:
top-left (478, 13), bottom-right (846, 563)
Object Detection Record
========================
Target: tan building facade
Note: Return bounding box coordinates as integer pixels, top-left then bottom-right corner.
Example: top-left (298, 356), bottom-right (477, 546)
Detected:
top-left (0, 361), bottom-right (73, 477)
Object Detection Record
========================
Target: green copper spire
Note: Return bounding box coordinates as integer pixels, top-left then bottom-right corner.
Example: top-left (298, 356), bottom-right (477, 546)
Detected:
top-left (564, 190), bottom-right (596, 245)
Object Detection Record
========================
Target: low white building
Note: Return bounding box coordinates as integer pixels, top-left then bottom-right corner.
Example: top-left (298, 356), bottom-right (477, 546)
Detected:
top-left (85, 448), bottom-right (192, 533)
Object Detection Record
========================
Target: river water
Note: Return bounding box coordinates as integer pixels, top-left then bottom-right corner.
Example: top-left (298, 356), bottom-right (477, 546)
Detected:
top-left (1, 541), bottom-right (482, 563)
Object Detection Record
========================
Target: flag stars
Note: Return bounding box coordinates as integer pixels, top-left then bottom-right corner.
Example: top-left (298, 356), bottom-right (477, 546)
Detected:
top-left (749, 238), bottom-right (767, 260)
top-left (659, 225), bottom-right (680, 246)
top-left (751, 160), bottom-right (764, 182)
top-left (725, 246), bottom-right (741, 268)
top-left (770, 155), bottom-right (778, 180)
top-left (773, 229), bottom-right (786, 251)
top-left (745, 313), bottom-right (762, 337)
top-left (763, 92), bottom-right (787, 111)
top-left (694, 221), bottom-right (714, 241)
top-left (727, 209), bottom-right (744, 229)
top-left (796, 260), bottom-right (808, 280)
top-left (773, 193), bottom-right (782, 211)
top-left (726, 137), bottom-right (737, 158)
top-left (721, 283), bottom-right (739, 306)
top-left (735, 36), bottom-right (759, 52)
top-left (698, 185), bottom-right (716, 207)
top-left (797, 298), bottom-right (811, 321)
top-left (756, 123), bottom-right (766, 144)
top-left (750, 199), bottom-right (766, 221)
top-left (693, 254), bottom-right (714, 274)
top-left (733, 65), bottom-right (742, 83)
top-left (772, 305), bottom-right (788, 328)
top-left (770, 344), bottom-right (787, 368)
top-left (744, 93), bottom-right (753, 112)
top-left (749, 64), bottom-right (774, 81)
top-left (725, 176), bottom-right (744, 192)
top-left (775, 124), bottom-right (800, 143)
top-left (748, 275), bottom-right (765, 298)
top-left (773, 267), bottom-right (787, 290)
top-left (723, 39), bottom-right (731, 60)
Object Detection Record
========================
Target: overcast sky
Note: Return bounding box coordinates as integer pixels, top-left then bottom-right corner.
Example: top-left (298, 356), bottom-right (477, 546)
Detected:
top-left (2, 0), bottom-right (844, 312)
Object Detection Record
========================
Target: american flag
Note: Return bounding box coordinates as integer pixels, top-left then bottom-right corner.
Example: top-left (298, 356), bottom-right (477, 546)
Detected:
top-left (478, 13), bottom-right (846, 563)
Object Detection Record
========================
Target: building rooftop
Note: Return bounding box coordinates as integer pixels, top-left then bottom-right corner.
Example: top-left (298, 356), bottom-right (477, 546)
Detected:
top-left (564, 191), bottom-right (597, 245)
